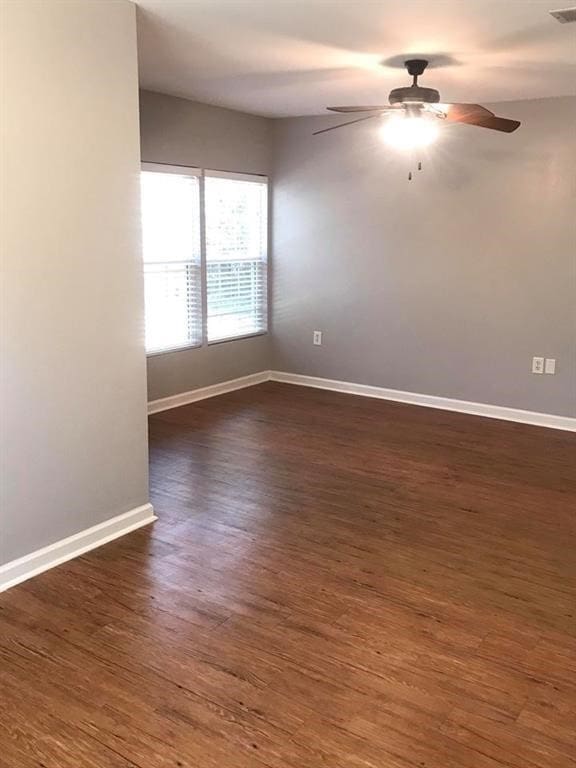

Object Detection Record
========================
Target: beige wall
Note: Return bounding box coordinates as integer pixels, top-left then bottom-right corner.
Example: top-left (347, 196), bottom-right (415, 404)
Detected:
top-left (139, 90), bottom-right (273, 401)
top-left (0, 0), bottom-right (150, 564)
top-left (272, 97), bottom-right (576, 417)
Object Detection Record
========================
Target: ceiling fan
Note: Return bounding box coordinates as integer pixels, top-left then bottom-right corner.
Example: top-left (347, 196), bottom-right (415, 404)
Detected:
top-left (314, 59), bottom-right (521, 140)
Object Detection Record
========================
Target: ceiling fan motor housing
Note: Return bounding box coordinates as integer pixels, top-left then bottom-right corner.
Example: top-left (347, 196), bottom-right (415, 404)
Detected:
top-left (389, 86), bottom-right (440, 105)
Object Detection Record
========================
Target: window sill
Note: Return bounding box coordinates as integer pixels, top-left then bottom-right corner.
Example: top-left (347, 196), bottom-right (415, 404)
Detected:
top-left (146, 342), bottom-right (203, 358)
top-left (146, 331), bottom-right (268, 357)
top-left (207, 331), bottom-right (268, 346)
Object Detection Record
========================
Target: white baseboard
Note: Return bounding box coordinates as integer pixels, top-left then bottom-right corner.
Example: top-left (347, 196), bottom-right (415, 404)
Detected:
top-left (269, 371), bottom-right (576, 432)
top-left (0, 503), bottom-right (156, 593)
top-left (147, 368), bottom-right (574, 431)
top-left (148, 371), bottom-right (271, 415)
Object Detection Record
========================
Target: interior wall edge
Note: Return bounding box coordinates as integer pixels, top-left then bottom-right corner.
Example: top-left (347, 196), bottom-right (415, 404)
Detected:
top-left (0, 0), bottom-right (151, 566)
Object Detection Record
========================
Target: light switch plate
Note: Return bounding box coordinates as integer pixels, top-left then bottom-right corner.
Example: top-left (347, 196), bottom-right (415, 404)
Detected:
top-left (532, 357), bottom-right (544, 374)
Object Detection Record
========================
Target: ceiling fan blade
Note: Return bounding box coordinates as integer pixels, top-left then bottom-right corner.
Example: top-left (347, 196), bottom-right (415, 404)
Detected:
top-left (442, 103), bottom-right (495, 121)
top-left (474, 116), bottom-right (522, 133)
top-left (313, 114), bottom-right (381, 136)
top-left (327, 106), bottom-right (391, 113)
top-left (442, 103), bottom-right (521, 133)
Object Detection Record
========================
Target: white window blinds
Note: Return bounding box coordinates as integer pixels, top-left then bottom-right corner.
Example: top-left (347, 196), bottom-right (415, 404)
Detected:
top-left (141, 168), bottom-right (202, 353)
top-left (140, 167), bottom-right (268, 353)
top-left (205, 172), bottom-right (268, 343)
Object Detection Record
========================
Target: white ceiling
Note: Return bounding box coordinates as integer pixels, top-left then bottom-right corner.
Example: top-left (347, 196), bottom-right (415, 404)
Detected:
top-left (136, 0), bottom-right (576, 117)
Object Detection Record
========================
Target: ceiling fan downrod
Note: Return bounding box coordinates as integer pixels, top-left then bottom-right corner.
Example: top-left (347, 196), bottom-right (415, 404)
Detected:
top-left (405, 58), bottom-right (429, 87)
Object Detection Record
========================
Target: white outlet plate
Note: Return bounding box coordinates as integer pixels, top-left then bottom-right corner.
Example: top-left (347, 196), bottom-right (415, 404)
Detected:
top-left (545, 358), bottom-right (556, 375)
top-left (532, 357), bottom-right (544, 374)
top-left (313, 331), bottom-right (322, 346)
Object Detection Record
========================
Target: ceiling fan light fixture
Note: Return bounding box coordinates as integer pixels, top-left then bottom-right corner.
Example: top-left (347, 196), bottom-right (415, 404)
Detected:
top-left (379, 113), bottom-right (439, 150)
top-left (317, 58), bottom-right (521, 139)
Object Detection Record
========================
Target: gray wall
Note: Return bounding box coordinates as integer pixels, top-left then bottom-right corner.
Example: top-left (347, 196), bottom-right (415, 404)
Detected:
top-left (272, 96), bottom-right (576, 417)
top-left (139, 90), bottom-right (273, 401)
top-left (0, 0), bottom-right (150, 564)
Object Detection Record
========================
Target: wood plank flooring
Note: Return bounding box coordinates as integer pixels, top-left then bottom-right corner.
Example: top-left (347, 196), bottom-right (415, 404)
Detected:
top-left (1, 381), bottom-right (575, 767)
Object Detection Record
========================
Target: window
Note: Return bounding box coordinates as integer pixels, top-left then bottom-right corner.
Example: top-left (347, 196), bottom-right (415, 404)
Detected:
top-left (140, 165), bottom-right (268, 354)
top-left (141, 166), bottom-right (202, 353)
top-left (205, 172), bottom-right (268, 343)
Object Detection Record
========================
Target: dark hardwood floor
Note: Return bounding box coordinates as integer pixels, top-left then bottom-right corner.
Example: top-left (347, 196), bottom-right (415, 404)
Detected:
top-left (1, 381), bottom-right (575, 767)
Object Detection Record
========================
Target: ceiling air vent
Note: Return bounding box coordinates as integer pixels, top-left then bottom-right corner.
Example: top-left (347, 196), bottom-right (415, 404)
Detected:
top-left (549, 6), bottom-right (576, 22)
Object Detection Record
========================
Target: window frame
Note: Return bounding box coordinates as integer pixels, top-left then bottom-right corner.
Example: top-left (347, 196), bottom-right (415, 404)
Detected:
top-left (141, 162), bottom-right (203, 357)
top-left (141, 163), bottom-right (269, 357)
top-left (204, 169), bottom-right (269, 346)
